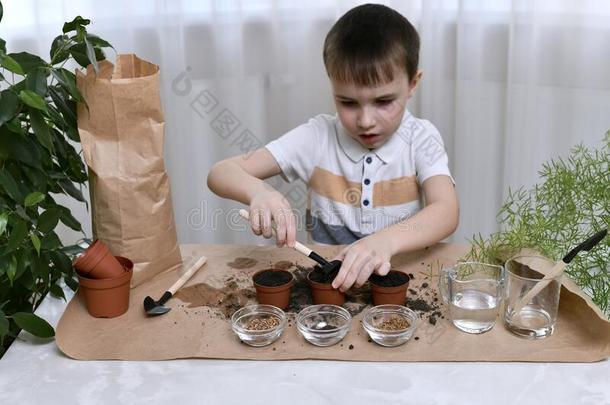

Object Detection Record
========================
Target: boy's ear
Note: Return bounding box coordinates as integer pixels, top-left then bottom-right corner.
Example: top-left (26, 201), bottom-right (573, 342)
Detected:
top-left (408, 69), bottom-right (423, 98)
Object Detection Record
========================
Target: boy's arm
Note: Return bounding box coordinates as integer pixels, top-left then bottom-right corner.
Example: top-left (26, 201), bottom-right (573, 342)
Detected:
top-left (207, 148), bottom-right (296, 247)
top-left (381, 174), bottom-right (459, 254)
top-left (331, 175), bottom-right (458, 291)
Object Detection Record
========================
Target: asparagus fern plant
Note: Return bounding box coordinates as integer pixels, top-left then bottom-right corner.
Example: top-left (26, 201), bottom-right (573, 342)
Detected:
top-left (466, 132), bottom-right (610, 316)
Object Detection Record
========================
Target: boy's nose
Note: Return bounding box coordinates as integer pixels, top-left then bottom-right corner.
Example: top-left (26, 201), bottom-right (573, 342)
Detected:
top-left (357, 108), bottom-right (376, 130)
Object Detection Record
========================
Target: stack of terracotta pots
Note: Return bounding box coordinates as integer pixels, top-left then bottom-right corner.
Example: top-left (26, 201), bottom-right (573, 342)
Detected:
top-left (73, 240), bottom-right (133, 318)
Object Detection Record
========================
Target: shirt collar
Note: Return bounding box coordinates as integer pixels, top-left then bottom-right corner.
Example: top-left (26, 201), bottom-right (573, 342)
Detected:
top-left (336, 110), bottom-right (411, 164)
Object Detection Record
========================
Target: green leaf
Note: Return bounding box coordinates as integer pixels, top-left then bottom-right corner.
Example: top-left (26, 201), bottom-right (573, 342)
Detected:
top-left (0, 310), bottom-right (9, 338)
top-left (49, 284), bottom-right (66, 301)
top-left (0, 90), bottom-right (19, 126)
top-left (5, 117), bottom-right (22, 133)
top-left (0, 37), bottom-right (5, 55)
top-left (7, 218), bottom-right (27, 251)
top-left (58, 178), bottom-right (85, 202)
top-left (62, 16), bottom-right (91, 34)
top-left (64, 275), bottom-right (79, 292)
top-left (37, 208), bottom-right (60, 233)
top-left (0, 212), bottom-right (8, 235)
top-left (0, 54), bottom-right (24, 75)
top-left (50, 250), bottom-right (72, 273)
top-left (50, 35), bottom-right (71, 64)
top-left (83, 35), bottom-right (99, 74)
top-left (25, 67), bottom-right (49, 96)
top-left (58, 206), bottom-right (82, 231)
top-left (40, 232), bottom-right (61, 250)
top-left (24, 191), bottom-right (45, 207)
top-left (29, 108), bottom-right (54, 152)
top-left (18, 90), bottom-right (48, 113)
top-left (10, 312), bottom-right (55, 338)
top-left (8, 52), bottom-right (47, 74)
top-left (30, 233), bottom-right (41, 255)
top-left (85, 34), bottom-right (114, 50)
top-left (0, 169), bottom-right (22, 202)
top-left (68, 43), bottom-right (104, 69)
top-left (50, 69), bottom-right (82, 103)
top-left (0, 126), bottom-right (42, 169)
top-left (6, 255), bottom-right (17, 283)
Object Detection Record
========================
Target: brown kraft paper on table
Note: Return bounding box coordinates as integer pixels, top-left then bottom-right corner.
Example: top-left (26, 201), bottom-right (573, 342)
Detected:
top-left (77, 54), bottom-right (182, 287)
top-left (56, 244), bottom-right (610, 362)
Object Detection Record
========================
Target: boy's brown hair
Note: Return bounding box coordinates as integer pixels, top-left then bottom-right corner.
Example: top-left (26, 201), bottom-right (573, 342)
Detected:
top-left (323, 4), bottom-right (420, 87)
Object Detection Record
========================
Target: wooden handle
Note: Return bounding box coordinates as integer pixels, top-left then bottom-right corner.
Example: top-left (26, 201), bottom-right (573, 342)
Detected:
top-left (511, 260), bottom-right (566, 314)
top-left (168, 255), bottom-right (207, 295)
top-left (238, 209), bottom-right (312, 256)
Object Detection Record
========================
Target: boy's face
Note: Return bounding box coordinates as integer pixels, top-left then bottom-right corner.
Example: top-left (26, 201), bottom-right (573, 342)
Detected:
top-left (331, 68), bottom-right (421, 149)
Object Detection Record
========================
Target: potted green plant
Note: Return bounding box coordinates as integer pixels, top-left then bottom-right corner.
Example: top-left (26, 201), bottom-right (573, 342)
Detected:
top-left (465, 132), bottom-right (610, 317)
top-left (0, 1), bottom-right (113, 357)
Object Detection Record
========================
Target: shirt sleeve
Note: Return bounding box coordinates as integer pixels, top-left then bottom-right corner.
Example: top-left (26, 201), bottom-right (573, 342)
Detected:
top-left (265, 116), bottom-right (325, 183)
top-left (412, 120), bottom-right (455, 185)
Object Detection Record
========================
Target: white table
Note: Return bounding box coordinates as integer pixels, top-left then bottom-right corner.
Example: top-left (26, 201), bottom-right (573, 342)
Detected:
top-left (1, 288), bottom-right (608, 405)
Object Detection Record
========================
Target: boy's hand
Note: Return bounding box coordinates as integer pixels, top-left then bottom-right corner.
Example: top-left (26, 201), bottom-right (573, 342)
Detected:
top-left (331, 233), bottom-right (392, 292)
top-left (249, 189), bottom-right (296, 248)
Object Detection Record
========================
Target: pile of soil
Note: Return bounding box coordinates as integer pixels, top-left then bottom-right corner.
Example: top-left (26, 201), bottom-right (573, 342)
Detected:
top-left (369, 271), bottom-right (409, 287)
top-left (226, 257), bottom-right (258, 269)
top-left (253, 269), bottom-right (292, 287)
top-left (175, 283), bottom-right (256, 318)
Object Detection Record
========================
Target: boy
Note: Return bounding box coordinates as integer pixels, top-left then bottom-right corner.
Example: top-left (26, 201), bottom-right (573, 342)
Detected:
top-left (207, 4), bottom-right (459, 292)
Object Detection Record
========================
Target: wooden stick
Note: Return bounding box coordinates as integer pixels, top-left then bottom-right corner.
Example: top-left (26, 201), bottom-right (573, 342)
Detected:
top-left (238, 209), bottom-right (313, 258)
top-left (511, 260), bottom-right (566, 315)
top-left (168, 255), bottom-right (207, 295)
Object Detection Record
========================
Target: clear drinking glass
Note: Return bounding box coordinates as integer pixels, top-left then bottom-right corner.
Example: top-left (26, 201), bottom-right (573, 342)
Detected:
top-left (439, 262), bottom-right (505, 334)
top-left (504, 254), bottom-right (562, 338)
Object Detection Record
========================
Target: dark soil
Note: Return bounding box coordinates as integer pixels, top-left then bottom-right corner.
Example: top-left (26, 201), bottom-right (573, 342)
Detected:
top-left (369, 271), bottom-right (409, 287)
top-left (253, 269), bottom-right (292, 287)
top-left (406, 298), bottom-right (434, 312)
top-left (307, 264), bottom-right (340, 284)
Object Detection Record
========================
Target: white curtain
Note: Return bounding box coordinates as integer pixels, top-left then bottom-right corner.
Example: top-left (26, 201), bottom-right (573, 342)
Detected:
top-left (2, 0), bottom-right (609, 247)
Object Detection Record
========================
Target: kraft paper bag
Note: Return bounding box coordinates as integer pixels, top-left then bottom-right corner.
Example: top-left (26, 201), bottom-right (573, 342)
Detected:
top-left (76, 54), bottom-right (182, 287)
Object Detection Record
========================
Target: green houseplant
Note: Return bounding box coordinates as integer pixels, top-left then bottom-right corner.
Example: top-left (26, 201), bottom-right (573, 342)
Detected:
top-left (466, 132), bottom-right (610, 316)
top-left (0, 1), bottom-right (113, 357)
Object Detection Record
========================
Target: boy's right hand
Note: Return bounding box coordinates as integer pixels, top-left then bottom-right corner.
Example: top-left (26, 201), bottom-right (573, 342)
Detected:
top-left (248, 189), bottom-right (296, 248)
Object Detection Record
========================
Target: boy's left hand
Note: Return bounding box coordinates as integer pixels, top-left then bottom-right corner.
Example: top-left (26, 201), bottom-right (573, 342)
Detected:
top-left (331, 233), bottom-right (393, 292)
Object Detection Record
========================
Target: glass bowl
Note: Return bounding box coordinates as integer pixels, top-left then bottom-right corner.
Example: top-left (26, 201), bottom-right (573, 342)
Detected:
top-left (362, 305), bottom-right (419, 347)
top-left (296, 304), bottom-right (351, 347)
top-left (231, 304), bottom-right (286, 347)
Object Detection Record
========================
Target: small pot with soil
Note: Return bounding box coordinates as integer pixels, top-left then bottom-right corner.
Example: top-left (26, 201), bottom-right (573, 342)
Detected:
top-left (73, 239), bottom-right (125, 279)
top-left (252, 269), bottom-right (295, 310)
top-left (369, 270), bottom-right (410, 306)
top-left (77, 256), bottom-right (133, 318)
top-left (307, 265), bottom-right (345, 306)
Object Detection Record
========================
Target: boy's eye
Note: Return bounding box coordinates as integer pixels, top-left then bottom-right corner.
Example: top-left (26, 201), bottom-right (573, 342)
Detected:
top-left (339, 100), bottom-right (357, 107)
top-left (376, 99), bottom-right (394, 106)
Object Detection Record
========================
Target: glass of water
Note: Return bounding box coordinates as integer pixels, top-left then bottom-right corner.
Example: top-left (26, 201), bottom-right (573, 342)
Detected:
top-left (504, 254), bottom-right (562, 339)
top-left (439, 262), bottom-right (505, 334)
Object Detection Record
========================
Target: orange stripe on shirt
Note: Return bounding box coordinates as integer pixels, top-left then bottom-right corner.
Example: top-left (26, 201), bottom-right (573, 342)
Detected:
top-left (372, 175), bottom-right (419, 207)
top-left (308, 166), bottom-right (361, 207)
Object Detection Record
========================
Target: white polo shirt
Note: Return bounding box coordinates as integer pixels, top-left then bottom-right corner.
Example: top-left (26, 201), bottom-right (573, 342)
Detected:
top-left (265, 110), bottom-right (453, 245)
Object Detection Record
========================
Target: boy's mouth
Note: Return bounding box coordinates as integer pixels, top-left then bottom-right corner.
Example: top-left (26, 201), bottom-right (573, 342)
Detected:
top-left (358, 133), bottom-right (382, 144)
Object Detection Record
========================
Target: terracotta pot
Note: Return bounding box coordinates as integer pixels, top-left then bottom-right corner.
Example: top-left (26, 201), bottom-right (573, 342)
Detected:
top-left (77, 256), bottom-right (133, 318)
top-left (252, 269), bottom-right (294, 310)
top-left (307, 271), bottom-right (345, 305)
top-left (73, 239), bottom-right (125, 279)
top-left (370, 270), bottom-right (410, 306)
